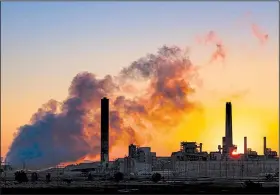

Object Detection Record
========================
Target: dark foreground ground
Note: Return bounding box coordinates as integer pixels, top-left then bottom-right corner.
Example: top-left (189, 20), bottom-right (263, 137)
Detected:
top-left (1, 186), bottom-right (279, 194)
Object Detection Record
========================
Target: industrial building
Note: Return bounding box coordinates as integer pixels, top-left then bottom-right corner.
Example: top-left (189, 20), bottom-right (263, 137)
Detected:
top-left (117, 145), bottom-right (157, 174)
top-left (106, 101), bottom-right (278, 178)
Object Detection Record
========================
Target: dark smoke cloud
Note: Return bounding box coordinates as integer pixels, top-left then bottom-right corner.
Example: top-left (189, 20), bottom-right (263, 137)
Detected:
top-left (69, 73), bottom-right (117, 107)
top-left (7, 98), bottom-right (91, 169)
top-left (30, 99), bottom-right (60, 123)
top-left (114, 96), bottom-right (146, 114)
top-left (6, 45), bottom-right (201, 169)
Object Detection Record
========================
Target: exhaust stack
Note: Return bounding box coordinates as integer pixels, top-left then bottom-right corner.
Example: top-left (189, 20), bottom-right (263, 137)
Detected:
top-left (263, 137), bottom-right (267, 156)
top-left (225, 102), bottom-right (233, 153)
top-left (101, 97), bottom-right (109, 166)
top-left (244, 137), bottom-right (247, 155)
top-left (199, 143), bottom-right (202, 153)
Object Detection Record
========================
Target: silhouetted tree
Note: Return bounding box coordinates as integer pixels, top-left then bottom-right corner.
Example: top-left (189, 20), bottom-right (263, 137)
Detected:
top-left (151, 173), bottom-right (161, 183)
top-left (14, 171), bottom-right (20, 182)
top-left (15, 170), bottom-right (28, 183)
top-left (114, 172), bottom-right (124, 182)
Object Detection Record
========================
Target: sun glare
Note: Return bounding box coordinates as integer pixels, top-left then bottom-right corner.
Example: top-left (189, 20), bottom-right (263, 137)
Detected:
top-left (231, 150), bottom-right (239, 155)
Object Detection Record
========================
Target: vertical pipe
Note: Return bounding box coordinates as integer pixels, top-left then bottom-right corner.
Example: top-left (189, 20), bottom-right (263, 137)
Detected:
top-left (263, 137), bottom-right (267, 156)
top-left (226, 102), bottom-right (233, 148)
top-left (225, 102), bottom-right (228, 153)
top-left (101, 97), bottom-right (109, 165)
top-left (244, 137), bottom-right (247, 155)
top-left (225, 102), bottom-right (233, 154)
top-left (199, 143), bottom-right (202, 153)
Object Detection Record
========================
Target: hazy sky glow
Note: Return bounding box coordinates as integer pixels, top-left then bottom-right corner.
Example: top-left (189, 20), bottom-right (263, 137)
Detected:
top-left (1, 2), bottom-right (278, 165)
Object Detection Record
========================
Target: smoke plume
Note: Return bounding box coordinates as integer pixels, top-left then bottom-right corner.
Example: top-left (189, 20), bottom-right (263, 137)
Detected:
top-left (6, 45), bottom-right (201, 169)
top-left (196, 31), bottom-right (226, 63)
top-left (251, 23), bottom-right (268, 45)
top-left (237, 12), bottom-right (269, 45)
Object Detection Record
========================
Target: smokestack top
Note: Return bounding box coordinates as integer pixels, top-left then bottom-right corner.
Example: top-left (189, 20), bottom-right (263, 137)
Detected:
top-left (102, 97), bottom-right (108, 100)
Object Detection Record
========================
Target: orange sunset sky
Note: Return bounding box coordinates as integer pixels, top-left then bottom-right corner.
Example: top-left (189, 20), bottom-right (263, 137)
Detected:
top-left (1, 2), bottom-right (278, 165)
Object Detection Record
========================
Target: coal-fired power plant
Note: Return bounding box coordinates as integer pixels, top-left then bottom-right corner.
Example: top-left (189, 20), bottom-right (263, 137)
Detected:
top-left (101, 97), bottom-right (109, 166)
top-left (2, 44), bottom-right (278, 174)
top-left (225, 102), bottom-right (233, 154)
top-left (2, 98), bottom-right (278, 178)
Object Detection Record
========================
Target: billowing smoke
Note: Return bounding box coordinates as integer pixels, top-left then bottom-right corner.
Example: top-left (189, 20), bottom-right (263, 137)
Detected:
top-left (7, 74), bottom-right (118, 168)
top-left (6, 45), bottom-right (201, 169)
top-left (7, 98), bottom-right (91, 168)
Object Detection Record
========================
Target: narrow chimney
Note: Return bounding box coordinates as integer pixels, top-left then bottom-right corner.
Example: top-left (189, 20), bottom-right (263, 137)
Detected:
top-left (263, 137), bottom-right (267, 156)
top-left (218, 145), bottom-right (222, 153)
top-left (244, 137), bottom-right (247, 155)
top-left (199, 143), bottom-right (202, 153)
top-left (225, 102), bottom-right (233, 151)
top-left (101, 97), bottom-right (109, 165)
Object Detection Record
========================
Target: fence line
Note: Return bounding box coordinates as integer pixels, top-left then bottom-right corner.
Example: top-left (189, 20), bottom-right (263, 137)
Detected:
top-left (170, 160), bottom-right (279, 178)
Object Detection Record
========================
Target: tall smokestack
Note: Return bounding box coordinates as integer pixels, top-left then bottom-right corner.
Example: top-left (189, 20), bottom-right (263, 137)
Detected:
top-left (263, 136), bottom-right (267, 156)
top-left (244, 137), bottom-right (247, 155)
top-left (225, 102), bottom-right (233, 153)
top-left (101, 97), bottom-right (109, 165)
top-left (199, 143), bottom-right (202, 153)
